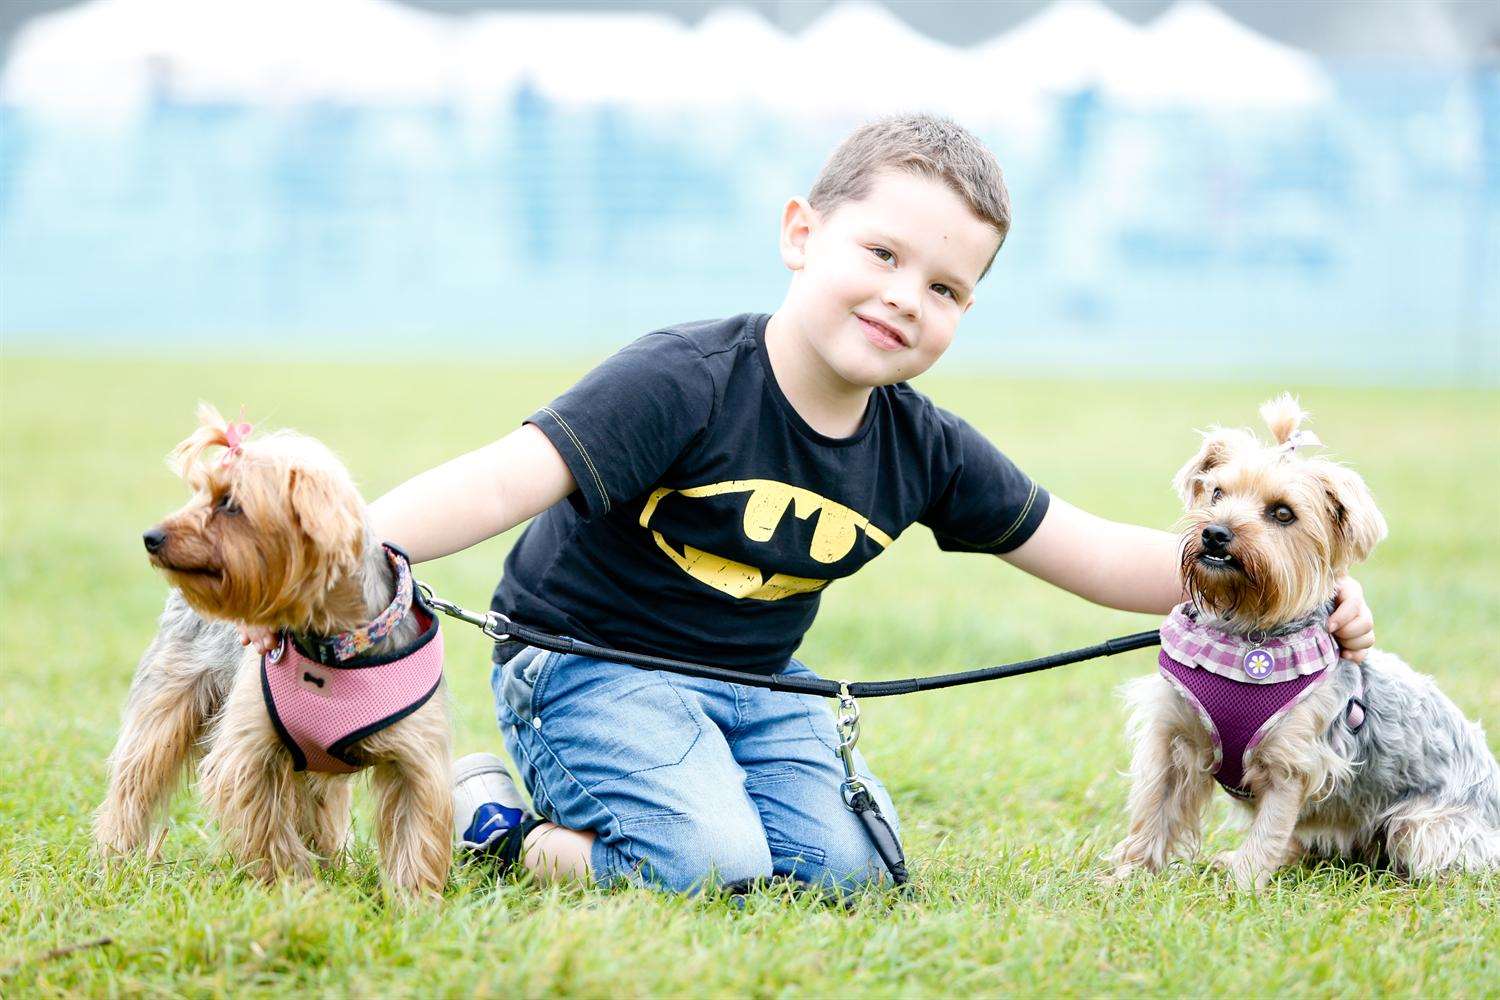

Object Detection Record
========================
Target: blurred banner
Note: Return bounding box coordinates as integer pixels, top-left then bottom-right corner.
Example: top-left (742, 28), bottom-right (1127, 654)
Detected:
top-left (1, 0), bottom-right (1496, 383)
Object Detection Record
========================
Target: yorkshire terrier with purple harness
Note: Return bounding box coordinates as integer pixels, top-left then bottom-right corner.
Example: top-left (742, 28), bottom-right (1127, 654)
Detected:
top-left (1109, 395), bottom-right (1498, 889)
top-left (94, 406), bottom-right (452, 897)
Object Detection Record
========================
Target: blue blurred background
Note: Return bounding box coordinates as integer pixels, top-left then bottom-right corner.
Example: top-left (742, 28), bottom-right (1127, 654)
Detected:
top-left (1, 0), bottom-right (1496, 382)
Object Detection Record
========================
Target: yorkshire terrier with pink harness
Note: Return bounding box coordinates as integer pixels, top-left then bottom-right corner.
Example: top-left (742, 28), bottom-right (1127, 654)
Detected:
top-left (94, 406), bottom-right (452, 897)
top-left (1109, 395), bottom-right (1498, 888)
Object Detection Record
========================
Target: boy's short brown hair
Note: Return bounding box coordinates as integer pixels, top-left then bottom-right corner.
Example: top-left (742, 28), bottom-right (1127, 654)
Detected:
top-left (808, 114), bottom-right (1011, 277)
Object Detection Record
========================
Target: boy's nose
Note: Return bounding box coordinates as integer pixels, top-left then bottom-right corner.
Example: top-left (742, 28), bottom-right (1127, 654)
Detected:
top-left (882, 283), bottom-right (921, 320)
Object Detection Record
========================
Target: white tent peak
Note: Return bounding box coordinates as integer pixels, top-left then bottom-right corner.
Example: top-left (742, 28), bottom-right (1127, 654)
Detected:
top-left (1118, 0), bottom-right (1331, 108)
top-left (977, 0), bottom-right (1145, 96)
top-left (0, 0), bottom-right (459, 114)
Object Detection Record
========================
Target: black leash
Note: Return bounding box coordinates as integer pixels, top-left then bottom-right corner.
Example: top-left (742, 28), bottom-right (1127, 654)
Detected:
top-left (502, 618), bottom-right (1162, 697)
top-left (418, 584), bottom-right (1160, 698)
top-left (416, 582), bottom-right (1162, 886)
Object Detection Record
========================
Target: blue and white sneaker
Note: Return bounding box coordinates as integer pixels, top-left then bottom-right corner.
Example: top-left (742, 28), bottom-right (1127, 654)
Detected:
top-left (453, 752), bottom-right (531, 856)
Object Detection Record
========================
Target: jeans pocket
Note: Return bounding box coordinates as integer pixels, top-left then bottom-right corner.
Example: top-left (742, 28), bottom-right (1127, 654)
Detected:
top-left (497, 645), bottom-right (560, 724)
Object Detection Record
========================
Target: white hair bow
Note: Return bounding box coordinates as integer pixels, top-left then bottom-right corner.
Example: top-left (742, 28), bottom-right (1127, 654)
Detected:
top-left (1280, 429), bottom-right (1323, 454)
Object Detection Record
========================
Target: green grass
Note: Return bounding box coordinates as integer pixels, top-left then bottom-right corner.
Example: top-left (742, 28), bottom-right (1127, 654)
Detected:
top-left (2, 355), bottom-right (1496, 996)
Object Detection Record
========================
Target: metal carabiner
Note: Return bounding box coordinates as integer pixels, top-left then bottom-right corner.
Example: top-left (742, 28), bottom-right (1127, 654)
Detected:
top-left (835, 682), bottom-right (867, 809)
top-left (481, 611), bottom-right (514, 643)
top-left (416, 581), bottom-right (513, 642)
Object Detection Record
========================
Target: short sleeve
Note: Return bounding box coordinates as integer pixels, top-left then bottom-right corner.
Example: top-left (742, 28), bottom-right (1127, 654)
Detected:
top-left (920, 408), bottom-right (1050, 554)
top-left (526, 332), bottom-right (716, 520)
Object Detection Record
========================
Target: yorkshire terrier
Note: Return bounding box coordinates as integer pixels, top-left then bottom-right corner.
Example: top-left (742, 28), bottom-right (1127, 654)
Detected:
top-left (1109, 395), bottom-right (1498, 888)
top-left (94, 406), bottom-right (452, 896)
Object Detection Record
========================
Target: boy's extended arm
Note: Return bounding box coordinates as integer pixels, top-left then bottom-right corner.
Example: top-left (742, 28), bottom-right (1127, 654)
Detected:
top-left (999, 497), bottom-right (1376, 661)
top-left (999, 496), bottom-right (1183, 615)
top-left (368, 423), bottom-right (576, 564)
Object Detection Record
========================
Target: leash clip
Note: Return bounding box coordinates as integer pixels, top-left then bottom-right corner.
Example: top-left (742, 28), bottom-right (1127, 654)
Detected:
top-left (416, 581), bottom-right (513, 642)
top-left (835, 682), bottom-right (867, 809)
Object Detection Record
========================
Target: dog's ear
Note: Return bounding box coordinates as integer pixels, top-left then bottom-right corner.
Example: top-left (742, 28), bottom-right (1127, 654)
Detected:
top-left (1173, 427), bottom-right (1257, 506)
top-left (287, 463), bottom-right (364, 570)
top-left (1311, 460), bottom-right (1387, 569)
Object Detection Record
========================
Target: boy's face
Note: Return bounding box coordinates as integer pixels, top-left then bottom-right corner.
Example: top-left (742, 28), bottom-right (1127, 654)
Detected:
top-left (779, 169), bottom-right (1000, 389)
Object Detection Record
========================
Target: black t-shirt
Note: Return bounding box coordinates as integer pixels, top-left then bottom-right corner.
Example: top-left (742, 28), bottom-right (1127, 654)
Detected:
top-left (493, 313), bottom-right (1050, 672)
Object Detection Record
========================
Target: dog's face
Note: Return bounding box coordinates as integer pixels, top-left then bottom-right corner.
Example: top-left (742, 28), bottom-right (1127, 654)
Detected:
top-left (1172, 396), bottom-right (1387, 631)
top-left (144, 406), bottom-right (365, 629)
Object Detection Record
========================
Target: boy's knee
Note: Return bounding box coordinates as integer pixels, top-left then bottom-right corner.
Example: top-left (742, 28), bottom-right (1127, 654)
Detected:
top-left (778, 835), bottom-right (891, 895)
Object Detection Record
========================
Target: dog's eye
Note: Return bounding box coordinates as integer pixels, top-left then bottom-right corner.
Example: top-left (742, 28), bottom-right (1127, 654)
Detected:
top-left (1269, 504), bottom-right (1296, 524)
top-left (1210, 487), bottom-right (1224, 503)
top-left (216, 493), bottom-right (241, 516)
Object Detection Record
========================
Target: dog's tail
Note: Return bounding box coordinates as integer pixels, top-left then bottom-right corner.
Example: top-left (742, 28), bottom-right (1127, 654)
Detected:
top-left (1259, 392), bottom-right (1309, 446)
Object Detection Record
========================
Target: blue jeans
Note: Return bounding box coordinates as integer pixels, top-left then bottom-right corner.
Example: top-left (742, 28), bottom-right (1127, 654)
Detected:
top-left (492, 645), bottom-right (901, 895)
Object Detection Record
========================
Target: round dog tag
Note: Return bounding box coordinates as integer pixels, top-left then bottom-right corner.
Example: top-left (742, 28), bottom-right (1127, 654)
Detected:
top-left (1243, 648), bottom-right (1274, 680)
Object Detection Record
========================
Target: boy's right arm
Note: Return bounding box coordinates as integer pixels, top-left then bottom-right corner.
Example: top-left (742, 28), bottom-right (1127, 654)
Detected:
top-left (239, 423), bottom-right (575, 652)
top-left (367, 423), bottom-right (576, 563)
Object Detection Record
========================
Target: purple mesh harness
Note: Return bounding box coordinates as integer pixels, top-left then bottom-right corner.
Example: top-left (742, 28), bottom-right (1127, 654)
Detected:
top-left (260, 546), bottom-right (444, 774)
top-left (1158, 603), bottom-right (1362, 800)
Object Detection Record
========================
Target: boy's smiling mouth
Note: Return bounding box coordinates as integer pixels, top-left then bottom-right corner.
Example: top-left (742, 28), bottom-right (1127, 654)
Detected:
top-left (855, 313), bottom-right (909, 351)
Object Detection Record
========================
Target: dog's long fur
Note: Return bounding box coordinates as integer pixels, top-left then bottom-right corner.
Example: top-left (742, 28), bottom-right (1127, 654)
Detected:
top-left (93, 406), bottom-right (452, 896)
top-left (1109, 396), bottom-right (1499, 888)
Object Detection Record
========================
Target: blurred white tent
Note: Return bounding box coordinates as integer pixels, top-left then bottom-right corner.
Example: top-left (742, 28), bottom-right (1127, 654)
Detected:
top-left (776, 2), bottom-right (969, 114)
top-left (451, 10), bottom-right (692, 111)
top-left (977, 0), bottom-right (1145, 97)
top-left (978, 0), bottom-right (1329, 110)
top-left (2, 0), bottom-right (1331, 119)
top-left (1112, 0), bottom-right (1331, 108)
top-left (0, 0), bottom-right (457, 113)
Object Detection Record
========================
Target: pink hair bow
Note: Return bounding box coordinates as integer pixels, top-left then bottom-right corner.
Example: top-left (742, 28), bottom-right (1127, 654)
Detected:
top-left (221, 414), bottom-right (254, 465)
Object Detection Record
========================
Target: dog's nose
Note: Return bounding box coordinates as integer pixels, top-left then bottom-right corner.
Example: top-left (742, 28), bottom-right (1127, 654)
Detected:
top-left (1202, 524), bottom-right (1234, 552)
top-left (142, 527), bottom-right (167, 553)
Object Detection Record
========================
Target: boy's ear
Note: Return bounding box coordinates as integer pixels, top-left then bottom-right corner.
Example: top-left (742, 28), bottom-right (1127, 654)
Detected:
top-left (779, 197), bottom-right (817, 271)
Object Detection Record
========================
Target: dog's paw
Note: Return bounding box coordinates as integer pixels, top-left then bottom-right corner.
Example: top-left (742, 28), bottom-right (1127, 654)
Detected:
top-left (1211, 850), bottom-right (1272, 891)
top-left (92, 814), bottom-right (140, 861)
top-left (1100, 862), bottom-right (1143, 886)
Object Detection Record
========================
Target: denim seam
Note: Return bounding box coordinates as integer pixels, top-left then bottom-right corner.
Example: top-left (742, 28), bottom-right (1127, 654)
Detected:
top-left (741, 764), bottom-right (798, 788)
top-left (527, 648), bottom-right (564, 716)
top-left (766, 836), bottom-right (828, 868)
top-left (801, 697), bottom-right (837, 755)
top-left (520, 724), bottom-right (641, 877)
top-left (589, 676), bottom-right (704, 790)
top-left (726, 683), bottom-right (749, 739)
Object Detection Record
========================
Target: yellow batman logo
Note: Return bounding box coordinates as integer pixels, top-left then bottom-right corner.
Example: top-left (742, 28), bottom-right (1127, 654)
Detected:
top-left (639, 480), bottom-right (893, 601)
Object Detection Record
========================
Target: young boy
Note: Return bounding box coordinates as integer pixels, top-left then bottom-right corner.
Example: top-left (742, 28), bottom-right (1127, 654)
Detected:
top-left (246, 115), bottom-right (1374, 894)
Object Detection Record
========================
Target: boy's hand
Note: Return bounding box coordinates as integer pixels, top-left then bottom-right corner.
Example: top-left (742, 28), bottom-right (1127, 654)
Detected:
top-left (237, 623), bottom-right (278, 655)
top-left (1328, 576), bottom-right (1375, 663)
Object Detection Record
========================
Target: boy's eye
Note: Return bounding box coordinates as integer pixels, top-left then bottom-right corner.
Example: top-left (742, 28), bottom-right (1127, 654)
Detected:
top-left (1269, 503), bottom-right (1296, 524)
top-left (931, 283), bottom-right (955, 300)
top-left (869, 246), bottom-right (894, 263)
top-left (216, 493), bottom-right (241, 516)
top-left (1210, 487), bottom-right (1224, 503)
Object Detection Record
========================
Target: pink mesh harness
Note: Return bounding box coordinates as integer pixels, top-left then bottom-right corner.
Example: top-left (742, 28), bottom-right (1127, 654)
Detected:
top-left (1158, 602), bottom-right (1362, 800)
top-left (260, 548), bottom-right (444, 774)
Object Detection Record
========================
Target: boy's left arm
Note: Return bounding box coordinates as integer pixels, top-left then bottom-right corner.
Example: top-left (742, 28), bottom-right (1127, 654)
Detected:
top-left (998, 496), bottom-right (1377, 662)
